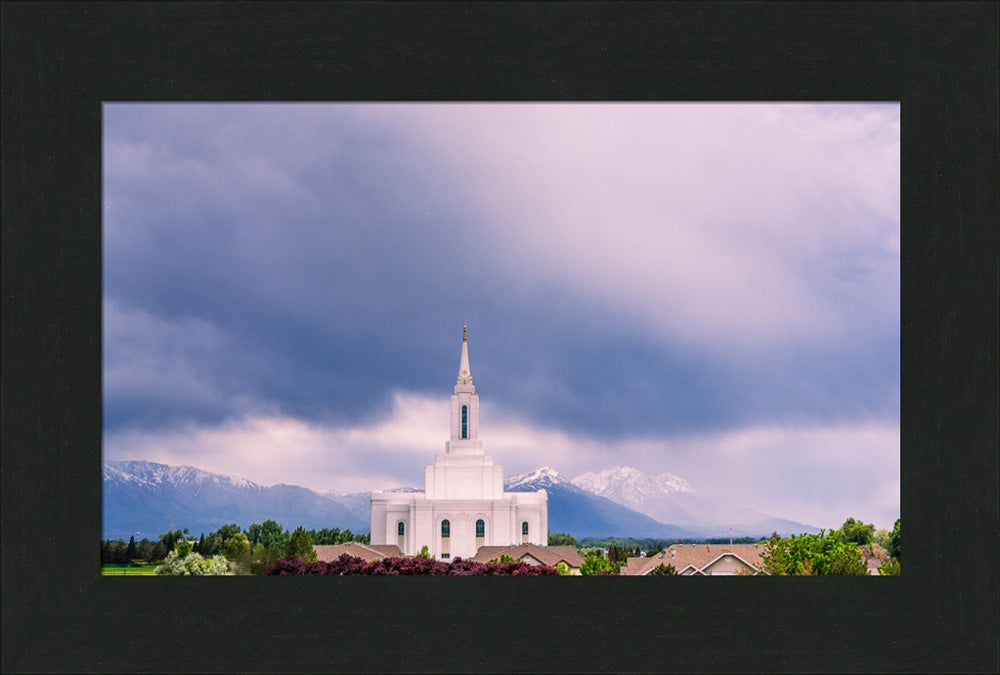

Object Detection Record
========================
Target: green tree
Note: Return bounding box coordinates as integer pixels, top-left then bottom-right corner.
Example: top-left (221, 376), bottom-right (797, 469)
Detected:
top-left (309, 527), bottom-right (341, 545)
top-left (126, 535), bottom-right (137, 561)
top-left (159, 529), bottom-right (182, 553)
top-left (581, 554), bottom-right (618, 575)
top-left (102, 539), bottom-right (129, 565)
top-left (489, 553), bottom-right (518, 563)
top-left (650, 563), bottom-right (678, 575)
top-left (416, 545), bottom-right (432, 559)
top-left (257, 520), bottom-right (288, 549)
top-left (548, 532), bottom-right (579, 547)
top-left (175, 540), bottom-right (193, 558)
top-left (285, 526), bottom-right (317, 561)
top-left (151, 541), bottom-right (167, 561)
top-left (245, 523), bottom-right (262, 546)
top-left (838, 517), bottom-right (875, 546)
top-left (827, 550), bottom-right (868, 575)
top-left (136, 538), bottom-right (155, 562)
top-left (554, 562), bottom-right (573, 575)
top-left (223, 532), bottom-right (251, 562)
top-left (887, 519), bottom-right (900, 560)
top-left (762, 530), bottom-right (868, 576)
top-left (878, 558), bottom-right (900, 575)
top-left (216, 523), bottom-right (242, 542)
top-left (203, 531), bottom-right (223, 557)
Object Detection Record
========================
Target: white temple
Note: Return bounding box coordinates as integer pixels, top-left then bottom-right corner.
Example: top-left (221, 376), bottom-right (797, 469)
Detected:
top-left (369, 327), bottom-right (548, 560)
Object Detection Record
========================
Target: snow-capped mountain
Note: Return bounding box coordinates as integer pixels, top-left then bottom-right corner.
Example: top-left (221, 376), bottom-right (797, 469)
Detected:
top-left (573, 466), bottom-right (694, 501)
top-left (505, 466), bottom-right (567, 490)
top-left (570, 465), bottom-right (818, 537)
top-left (504, 467), bottom-right (698, 539)
top-left (103, 460), bottom-right (369, 539)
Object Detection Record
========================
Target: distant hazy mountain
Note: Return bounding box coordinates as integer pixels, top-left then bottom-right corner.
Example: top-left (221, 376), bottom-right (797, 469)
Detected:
top-left (571, 465), bottom-right (819, 537)
top-left (103, 460), bottom-right (815, 542)
top-left (102, 460), bottom-right (368, 540)
top-left (504, 467), bottom-right (698, 539)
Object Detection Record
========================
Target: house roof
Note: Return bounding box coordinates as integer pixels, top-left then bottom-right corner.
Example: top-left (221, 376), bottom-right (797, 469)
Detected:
top-left (622, 544), bottom-right (768, 576)
top-left (861, 543), bottom-right (890, 574)
top-left (470, 544), bottom-right (584, 568)
top-left (313, 541), bottom-right (401, 562)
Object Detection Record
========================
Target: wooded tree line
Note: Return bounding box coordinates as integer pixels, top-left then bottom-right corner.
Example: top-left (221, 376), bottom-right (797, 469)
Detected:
top-left (103, 516), bottom-right (899, 577)
top-left (101, 520), bottom-right (371, 567)
top-left (549, 516), bottom-right (900, 576)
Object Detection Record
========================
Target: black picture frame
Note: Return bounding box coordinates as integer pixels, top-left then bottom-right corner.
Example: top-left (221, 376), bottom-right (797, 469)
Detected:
top-left (3, 2), bottom-right (997, 672)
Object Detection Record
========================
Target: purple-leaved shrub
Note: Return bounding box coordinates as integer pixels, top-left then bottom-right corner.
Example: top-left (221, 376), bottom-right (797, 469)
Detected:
top-left (266, 553), bottom-right (560, 576)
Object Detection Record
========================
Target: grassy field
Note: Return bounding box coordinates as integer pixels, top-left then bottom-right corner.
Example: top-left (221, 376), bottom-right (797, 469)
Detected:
top-left (101, 564), bottom-right (159, 576)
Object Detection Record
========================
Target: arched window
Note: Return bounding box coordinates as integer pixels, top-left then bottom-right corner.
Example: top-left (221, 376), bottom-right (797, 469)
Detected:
top-left (522, 521), bottom-right (529, 536)
top-left (476, 519), bottom-right (485, 538)
top-left (461, 405), bottom-right (468, 439)
top-left (397, 521), bottom-right (405, 536)
top-left (441, 519), bottom-right (450, 538)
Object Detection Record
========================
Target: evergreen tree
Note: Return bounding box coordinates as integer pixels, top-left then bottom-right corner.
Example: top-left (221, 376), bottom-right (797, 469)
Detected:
top-left (650, 563), bottom-right (678, 575)
top-left (126, 535), bottom-right (137, 561)
top-left (285, 526), bottom-right (317, 561)
top-left (136, 538), bottom-right (155, 561)
top-left (888, 518), bottom-right (901, 560)
top-left (151, 541), bottom-right (168, 561)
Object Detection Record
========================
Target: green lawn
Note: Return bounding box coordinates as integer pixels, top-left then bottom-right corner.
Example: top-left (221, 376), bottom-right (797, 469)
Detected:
top-left (101, 564), bottom-right (159, 576)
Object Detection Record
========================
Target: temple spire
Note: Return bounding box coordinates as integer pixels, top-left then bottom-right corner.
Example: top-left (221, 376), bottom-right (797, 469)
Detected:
top-left (455, 324), bottom-right (474, 392)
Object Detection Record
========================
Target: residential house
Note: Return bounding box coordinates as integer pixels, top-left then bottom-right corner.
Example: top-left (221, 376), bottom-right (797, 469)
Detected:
top-left (861, 543), bottom-right (890, 575)
top-left (470, 544), bottom-right (584, 574)
top-left (313, 541), bottom-right (401, 562)
top-left (621, 543), bottom-right (768, 576)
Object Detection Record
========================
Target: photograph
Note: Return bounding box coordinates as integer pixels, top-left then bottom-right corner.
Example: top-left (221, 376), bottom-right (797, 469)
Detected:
top-left (101, 102), bottom-right (900, 577)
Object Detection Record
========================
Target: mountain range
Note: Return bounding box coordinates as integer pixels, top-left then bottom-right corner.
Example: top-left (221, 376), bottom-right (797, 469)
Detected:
top-left (102, 460), bottom-right (817, 540)
top-left (103, 460), bottom-right (369, 540)
top-left (503, 467), bottom-right (698, 539)
top-left (570, 465), bottom-right (819, 538)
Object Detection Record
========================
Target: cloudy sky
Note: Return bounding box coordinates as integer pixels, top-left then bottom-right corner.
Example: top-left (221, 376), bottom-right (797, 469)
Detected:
top-left (103, 103), bottom-right (900, 530)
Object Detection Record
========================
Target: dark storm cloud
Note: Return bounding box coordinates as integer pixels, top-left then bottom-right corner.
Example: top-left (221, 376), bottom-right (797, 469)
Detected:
top-left (103, 103), bottom-right (899, 440)
top-left (103, 103), bottom-right (900, 527)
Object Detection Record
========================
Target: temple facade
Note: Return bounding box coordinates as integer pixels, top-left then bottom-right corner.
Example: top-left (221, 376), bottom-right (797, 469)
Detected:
top-left (369, 328), bottom-right (548, 560)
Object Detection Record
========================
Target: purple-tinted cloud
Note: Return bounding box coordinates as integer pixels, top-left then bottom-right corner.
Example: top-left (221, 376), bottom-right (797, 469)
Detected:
top-left (103, 103), bottom-right (900, 529)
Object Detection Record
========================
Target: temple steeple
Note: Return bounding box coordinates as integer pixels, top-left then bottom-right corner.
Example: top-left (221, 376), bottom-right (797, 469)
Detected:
top-left (455, 324), bottom-right (474, 393)
top-left (447, 325), bottom-right (481, 452)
